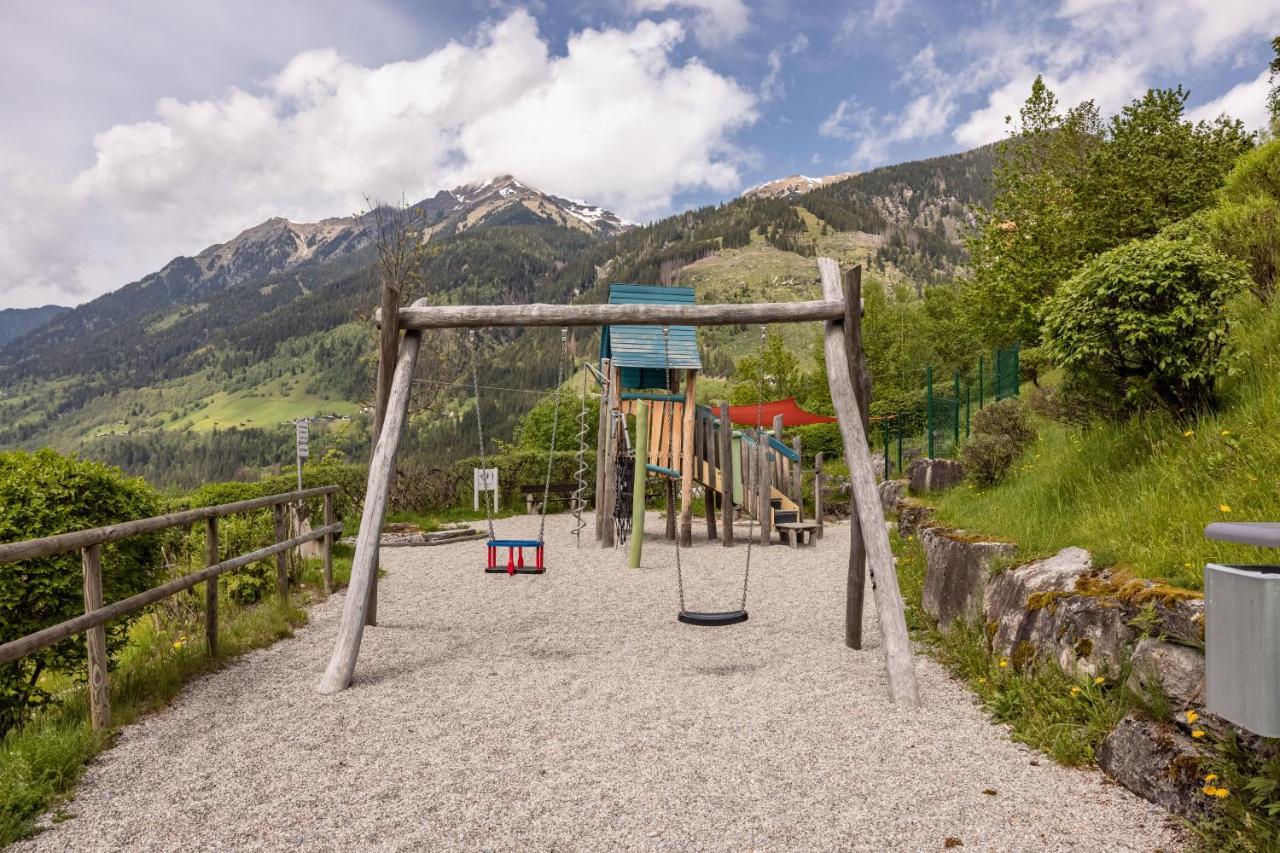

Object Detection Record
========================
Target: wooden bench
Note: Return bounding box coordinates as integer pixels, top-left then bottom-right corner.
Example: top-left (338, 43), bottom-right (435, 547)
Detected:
top-left (776, 521), bottom-right (819, 549)
top-left (521, 483), bottom-right (582, 515)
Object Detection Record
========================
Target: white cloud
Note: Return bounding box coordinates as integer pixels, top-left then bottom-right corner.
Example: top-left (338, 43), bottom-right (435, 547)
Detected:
top-left (760, 34), bottom-right (809, 101)
top-left (821, 89), bottom-right (953, 168)
top-left (1187, 68), bottom-right (1273, 131)
top-left (630, 0), bottom-right (750, 46)
top-left (3, 10), bottom-right (757, 307)
top-left (871, 0), bottom-right (909, 25)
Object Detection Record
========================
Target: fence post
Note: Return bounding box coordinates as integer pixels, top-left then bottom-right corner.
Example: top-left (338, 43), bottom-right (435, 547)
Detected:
top-left (323, 492), bottom-right (335, 593)
top-left (81, 544), bottom-right (110, 731)
top-left (791, 435), bottom-right (803, 520)
top-left (978, 355), bottom-right (985, 409)
top-left (205, 518), bottom-right (218, 658)
top-left (274, 502), bottom-right (288, 603)
top-left (896, 413), bottom-right (903, 476)
top-left (1012, 342), bottom-right (1021, 397)
top-left (926, 365), bottom-right (934, 459)
top-left (953, 370), bottom-right (961, 452)
top-left (882, 418), bottom-right (890, 479)
top-left (965, 383), bottom-right (972, 439)
top-left (814, 451), bottom-right (825, 539)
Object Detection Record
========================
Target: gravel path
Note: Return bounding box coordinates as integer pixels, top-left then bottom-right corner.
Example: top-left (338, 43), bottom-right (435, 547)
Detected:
top-left (17, 513), bottom-right (1182, 852)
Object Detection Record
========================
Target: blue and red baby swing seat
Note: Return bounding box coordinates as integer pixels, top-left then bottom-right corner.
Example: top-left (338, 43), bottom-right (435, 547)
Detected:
top-left (485, 539), bottom-right (546, 575)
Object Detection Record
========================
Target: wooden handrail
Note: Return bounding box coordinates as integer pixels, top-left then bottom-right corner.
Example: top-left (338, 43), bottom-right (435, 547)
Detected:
top-left (0, 523), bottom-right (342, 666)
top-left (0, 485), bottom-right (345, 729)
top-left (0, 485), bottom-right (340, 565)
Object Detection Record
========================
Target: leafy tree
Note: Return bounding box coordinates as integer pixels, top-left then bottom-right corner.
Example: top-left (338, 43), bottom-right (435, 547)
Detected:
top-left (1205, 139), bottom-right (1280, 301)
top-left (0, 450), bottom-right (164, 733)
top-left (728, 331), bottom-right (803, 405)
top-left (1082, 87), bottom-right (1252, 250)
top-left (966, 76), bottom-right (1103, 346)
top-left (1041, 233), bottom-right (1249, 414)
top-left (1269, 36), bottom-right (1280, 135)
top-left (515, 385), bottom-right (600, 454)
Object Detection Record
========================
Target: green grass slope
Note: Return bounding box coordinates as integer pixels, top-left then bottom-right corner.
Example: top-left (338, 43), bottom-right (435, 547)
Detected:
top-left (934, 295), bottom-right (1280, 590)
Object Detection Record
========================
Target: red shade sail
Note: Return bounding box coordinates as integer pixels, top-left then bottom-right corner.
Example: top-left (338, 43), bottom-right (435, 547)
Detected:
top-left (724, 397), bottom-right (837, 427)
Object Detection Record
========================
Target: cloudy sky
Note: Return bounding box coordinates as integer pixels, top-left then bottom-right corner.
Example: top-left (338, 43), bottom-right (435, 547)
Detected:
top-left (1, 0), bottom-right (1278, 309)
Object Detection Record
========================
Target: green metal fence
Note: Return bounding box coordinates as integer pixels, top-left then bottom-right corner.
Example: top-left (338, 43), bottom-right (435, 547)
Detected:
top-left (875, 344), bottom-right (1020, 476)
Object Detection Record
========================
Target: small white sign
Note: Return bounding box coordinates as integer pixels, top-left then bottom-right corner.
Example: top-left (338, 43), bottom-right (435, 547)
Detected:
top-left (296, 420), bottom-right (310, 460)
top-left (473, 467), bottom-right (499, 510)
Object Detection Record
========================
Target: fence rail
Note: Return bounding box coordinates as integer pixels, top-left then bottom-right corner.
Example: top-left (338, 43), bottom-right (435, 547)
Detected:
top-left (0, 485), bottom-right (343, 731)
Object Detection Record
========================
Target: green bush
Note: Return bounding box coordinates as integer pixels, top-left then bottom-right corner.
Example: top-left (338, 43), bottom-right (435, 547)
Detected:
top-left (515, 390), bottom-right (599, 453)
top-left (960, 400), bottom-right (1036, 487)
top-left (1042, 233), bottom-right (1248, 415)
top-left (794, 422), bottom-right (843, 465)
top-left (0, 450), bottom-right (163, 733)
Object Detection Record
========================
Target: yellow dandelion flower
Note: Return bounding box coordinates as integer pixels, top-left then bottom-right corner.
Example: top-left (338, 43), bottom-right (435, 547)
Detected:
top-left (1094, 676), bottom-right (1105, 685)
top-left (1186, 710), bottom-right (1200, 724)
top-left (172, 640), bottom-right (185, 650)
top-left (1183, 429), bottom-right (1195, 437)
top-left (1202, 785), bottom-right (1219, 796)
top-left (1214, 787), bottom-right (1230, 799)
top-left (1192, 729), bottom-right (1206, 739)
top-left (998, 659), bottom-right (1009, 668)
top-left (1219, 504), bottom-right (1231, 513)
top-left (977, 677), bottom-right (987, 684)
top-left (1220, 429), bottom-right (1231, 436)
top-left (1204, 774), bottom-right (1218, 784)
top-left (1070, 686), bottom-right (1081, 696)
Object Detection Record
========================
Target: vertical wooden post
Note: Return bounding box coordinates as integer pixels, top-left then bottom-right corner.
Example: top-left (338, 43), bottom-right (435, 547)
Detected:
top-left (369, 285), bottom-right (400, 628)
top-left (757, 430), bottom-right (772, 547)
top-left (791, 435), bottom-right (803, 521)
top-left (323, 492), bottom-right (335, 593)
top-left (629, 402), bottom-right (649, 569)
top-left (845, 265), bottom-right (870, 651)
top-left (205, 517), bottom-right (219, 658)
top-left (274, 502), bottom-right (288, 603)
top-left (701, 409), bottom-right (718, 541)
top-left (719, 402), bottom-right (734, 548)
top-left (814, 452), bottom-right (825, 539)
top-left (819, 257), bottom-right (920, 708)
top-left (679, 370), bottom-right (697, 546)
top-left (601, 363), bottom-right (619, 548)
top-left (81, 544), bottom-right (110, 731)
top-left (595, 357), bottom-right (611, 542)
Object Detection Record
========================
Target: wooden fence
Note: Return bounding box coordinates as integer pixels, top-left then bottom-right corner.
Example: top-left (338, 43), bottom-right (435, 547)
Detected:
top-left (0, 485), bottom-right (343, 731)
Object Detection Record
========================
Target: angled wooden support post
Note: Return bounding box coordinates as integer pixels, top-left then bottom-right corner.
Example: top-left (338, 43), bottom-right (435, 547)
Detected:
top-left (818, 257), bottom-right (920, 708)
top-left (843, 265), bottom-right (871, 651)
top-left (719, 402), bottom-right (735, 547)
top-left (319, 304), bottom-right (426, 694)
top-left (205, 518), bottom-right (219, 657)
top-left (81, 544), bottom-right (110, 731)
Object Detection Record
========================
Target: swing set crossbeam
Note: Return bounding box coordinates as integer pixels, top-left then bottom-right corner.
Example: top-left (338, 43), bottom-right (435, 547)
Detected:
top-left (385, 298), bottom-right (847, 330)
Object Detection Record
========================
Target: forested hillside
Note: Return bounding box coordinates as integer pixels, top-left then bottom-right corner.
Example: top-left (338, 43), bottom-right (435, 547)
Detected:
top-left (0, 306), bottom-right (67, 348)
top-left (0, 150), bottom-right (998, 486)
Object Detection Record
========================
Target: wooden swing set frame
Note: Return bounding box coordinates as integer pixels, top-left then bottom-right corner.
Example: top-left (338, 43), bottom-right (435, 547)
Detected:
top-left (318, 257), bottom-right (921, 709)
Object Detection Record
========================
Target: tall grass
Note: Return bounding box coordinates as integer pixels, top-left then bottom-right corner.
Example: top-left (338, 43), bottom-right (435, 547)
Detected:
top-left (934, 296), bottom-right (1280, 589)
top-left (0, 544), bottom-right (352, 845)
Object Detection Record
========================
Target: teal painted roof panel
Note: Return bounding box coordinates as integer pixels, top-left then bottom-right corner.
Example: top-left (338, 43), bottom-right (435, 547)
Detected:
top-left (600, 284), bottom-right (702, 383)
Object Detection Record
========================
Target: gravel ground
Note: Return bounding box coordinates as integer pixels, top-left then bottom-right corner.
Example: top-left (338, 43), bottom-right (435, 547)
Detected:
top-left (17, 513), bottom-right (1183, 852)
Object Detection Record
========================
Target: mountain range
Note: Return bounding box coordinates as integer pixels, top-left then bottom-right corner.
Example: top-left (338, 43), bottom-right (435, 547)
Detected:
top-left (0, 146), bottom-right (996, 486)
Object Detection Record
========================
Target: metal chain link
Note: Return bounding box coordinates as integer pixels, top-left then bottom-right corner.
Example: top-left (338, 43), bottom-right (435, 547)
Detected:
top-left (537, 328), bottom-right (568, 544)
top-left (469, 330), bottom-right (496, 541)
top-left (571, 368), bottom-right (589, 547)
top-left (740, 323), bottom-right (767, 609)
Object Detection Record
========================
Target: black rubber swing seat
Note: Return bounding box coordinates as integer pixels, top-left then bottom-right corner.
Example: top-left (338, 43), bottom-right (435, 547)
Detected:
top-left (678, 609), bottom-right (748, 627)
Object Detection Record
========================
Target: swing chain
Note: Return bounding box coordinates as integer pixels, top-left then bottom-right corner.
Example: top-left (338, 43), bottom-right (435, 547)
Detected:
top-left (537, 328), bottom-right (568, 544)
top-left (663, 324), bottom-right (687, 613)
top-left (469, 330), bottom-right (496, 541)
top-left (740, 323), bottom-right (767, 609)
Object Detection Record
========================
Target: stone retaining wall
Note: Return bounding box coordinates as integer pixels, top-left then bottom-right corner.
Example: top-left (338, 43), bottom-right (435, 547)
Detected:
top-left (876, 473), bottom-right (1243, 819)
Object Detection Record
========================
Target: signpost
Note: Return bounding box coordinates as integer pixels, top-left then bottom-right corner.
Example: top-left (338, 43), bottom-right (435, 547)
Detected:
top-left (473, 467), bottom-right (498, 512)
top-left (295, 419), bottom-right (309, 492)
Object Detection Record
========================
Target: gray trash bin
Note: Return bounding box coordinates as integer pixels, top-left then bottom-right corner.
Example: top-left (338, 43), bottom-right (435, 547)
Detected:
top-left (1204, 522), bottom-right (1280, 738)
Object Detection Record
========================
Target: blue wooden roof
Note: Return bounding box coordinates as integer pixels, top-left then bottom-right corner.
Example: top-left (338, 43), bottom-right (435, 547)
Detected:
top-left (601, 284), bottom-right (702, 389)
